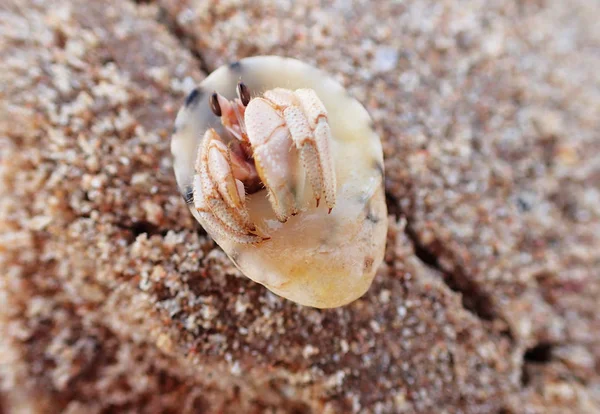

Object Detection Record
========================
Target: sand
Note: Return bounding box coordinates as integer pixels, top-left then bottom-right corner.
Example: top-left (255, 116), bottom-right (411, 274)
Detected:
top-left (1, 0), bottom-right (599, 412)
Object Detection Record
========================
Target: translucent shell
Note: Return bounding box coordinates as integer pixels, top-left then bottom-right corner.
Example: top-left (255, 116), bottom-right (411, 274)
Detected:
top-left (171, 56), bottom-right (387, 308)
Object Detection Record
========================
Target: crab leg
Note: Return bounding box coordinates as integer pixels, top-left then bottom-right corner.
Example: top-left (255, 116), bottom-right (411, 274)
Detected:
top-left (281, 105), bottom-right (323, 208)
top-left (287, 89), bottom-right (336, 211)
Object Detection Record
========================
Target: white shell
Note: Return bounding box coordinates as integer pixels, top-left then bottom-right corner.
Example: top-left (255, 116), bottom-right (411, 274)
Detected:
top-left (172, 56), bottom-right (387, 308)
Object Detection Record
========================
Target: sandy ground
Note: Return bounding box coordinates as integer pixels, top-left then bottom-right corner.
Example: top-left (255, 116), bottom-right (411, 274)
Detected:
top-left (1, 0), bottom-right (599, 412)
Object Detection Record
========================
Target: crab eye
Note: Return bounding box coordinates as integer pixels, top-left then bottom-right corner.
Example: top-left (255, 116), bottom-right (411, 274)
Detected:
top-left (237, 82), bottom-right (251, 106)
top-left (209, 92), bottom-right (222, 117)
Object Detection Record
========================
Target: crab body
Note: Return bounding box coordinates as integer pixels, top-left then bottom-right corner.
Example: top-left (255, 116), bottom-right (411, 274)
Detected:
top-left (172, 56), bottom-right (387, 308)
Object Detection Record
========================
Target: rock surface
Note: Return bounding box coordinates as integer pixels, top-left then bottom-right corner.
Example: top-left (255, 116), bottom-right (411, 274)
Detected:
top-left (0, 0), bottom-right (598, 413)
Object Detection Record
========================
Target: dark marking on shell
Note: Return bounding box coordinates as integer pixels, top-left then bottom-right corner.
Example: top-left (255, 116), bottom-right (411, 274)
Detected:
top-left (364, 256), bottom-right (374, 272)
top-left (345, 88), bottom-right (354, 101)
top-left (228, 250), bottom-right (242, 270)
top-left (183, 185), bottom-right (194, 205)
top-left (373, 160), bottom-right (385, 177)
top-left (365, 200), bottom-right (381, 224)
top-left (366, 210), bottom-right (380, 224)
top-left (229, 61), bottom-right (242, 72)
top-left (185, 88), bottom-right (203, 108)
top-left (229, 250), bottom-right (240, 263)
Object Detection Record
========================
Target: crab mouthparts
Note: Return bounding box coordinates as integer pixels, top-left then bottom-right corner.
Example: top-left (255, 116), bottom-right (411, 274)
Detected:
top-left (228, 138), bottom-right (263, 195)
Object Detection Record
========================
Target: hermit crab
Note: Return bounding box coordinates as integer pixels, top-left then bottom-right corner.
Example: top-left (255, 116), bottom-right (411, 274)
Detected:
top-left (171, 56), bottom-right (387, 308)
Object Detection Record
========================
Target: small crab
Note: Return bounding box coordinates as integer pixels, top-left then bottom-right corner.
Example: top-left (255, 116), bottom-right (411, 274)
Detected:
top-left (172, 56), bottom-right (387, 308)
top-left (194, 82), bottom-right (336, 243)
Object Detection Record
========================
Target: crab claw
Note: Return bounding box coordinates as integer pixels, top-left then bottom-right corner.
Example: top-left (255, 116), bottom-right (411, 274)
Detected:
top-left (244, 88), bottom-right (336, 221)
top-left (193, 128), bottom-right (266, 243)
top-left (244, 97), bottom-right (302, 222)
